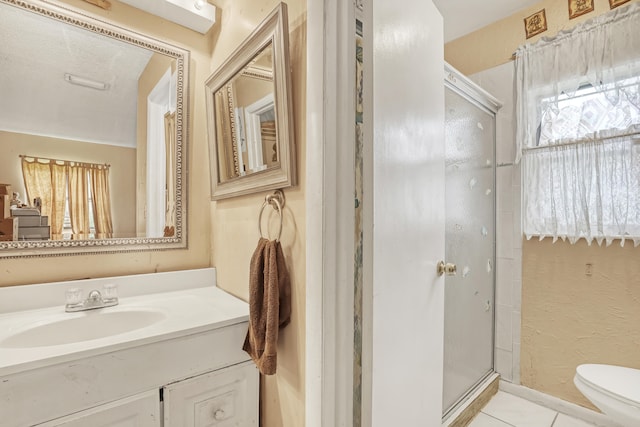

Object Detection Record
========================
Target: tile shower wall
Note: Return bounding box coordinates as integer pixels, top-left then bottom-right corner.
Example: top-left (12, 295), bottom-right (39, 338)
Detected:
top-left (470, 62), bottom-right (522, 384)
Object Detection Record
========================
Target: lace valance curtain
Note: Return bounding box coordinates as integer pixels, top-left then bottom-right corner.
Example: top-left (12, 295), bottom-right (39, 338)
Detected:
top-left (515, 2), bottom-right (640, 246)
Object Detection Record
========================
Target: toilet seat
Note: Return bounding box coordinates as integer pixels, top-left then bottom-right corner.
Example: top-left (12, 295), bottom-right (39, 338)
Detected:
top-left (576, 364), bottom-right (640, 408)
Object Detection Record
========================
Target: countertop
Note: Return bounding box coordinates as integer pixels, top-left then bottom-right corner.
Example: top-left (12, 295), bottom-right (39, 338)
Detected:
top-left (0, 270), bottom-right (248, 377)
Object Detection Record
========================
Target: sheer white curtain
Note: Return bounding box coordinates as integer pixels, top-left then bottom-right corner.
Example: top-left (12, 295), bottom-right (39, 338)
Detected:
top-left (515, 2), bottom-right (640, 246)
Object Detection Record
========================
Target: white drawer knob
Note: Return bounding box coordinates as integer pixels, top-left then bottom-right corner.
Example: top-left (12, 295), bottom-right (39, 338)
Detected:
top-left (214, 409), bottom-right (226, 420)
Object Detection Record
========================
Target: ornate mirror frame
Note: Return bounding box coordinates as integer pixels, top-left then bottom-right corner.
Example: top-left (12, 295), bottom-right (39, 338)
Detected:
top-left (0, 0), bottom-right (189, 258)
top-left (205, 3), bottom-right (296, 200)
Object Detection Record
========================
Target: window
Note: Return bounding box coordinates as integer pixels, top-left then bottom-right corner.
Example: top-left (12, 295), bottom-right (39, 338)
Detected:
top-left (537, 78), bottom-right (640, 147)
top-left (515, 2), bottom-right (640, 246)
top-left (21, 157), bottom-right (113, 240)
top-left (62, 187), bottom-right (96, 240)
top-left (522, 77), bottom-right (640, 245)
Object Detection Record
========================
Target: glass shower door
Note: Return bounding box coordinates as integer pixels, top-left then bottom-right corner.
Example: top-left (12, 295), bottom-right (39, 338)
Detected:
top-left (442, 83), bottom-right (496, 416)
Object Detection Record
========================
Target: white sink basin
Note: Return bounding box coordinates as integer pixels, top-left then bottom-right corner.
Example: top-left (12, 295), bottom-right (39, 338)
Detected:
top-left (0, 271), bottom-right (250, 378)
top-left (1, 309), bottom-right (166, 348)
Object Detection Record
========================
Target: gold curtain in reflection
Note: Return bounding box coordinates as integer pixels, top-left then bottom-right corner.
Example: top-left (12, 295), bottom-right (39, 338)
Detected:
top-left (89, 165), bottom-right (113, 238)
top-left (67, 164), bottom-right (90, 239)
top-left (20, 158), bottom-right (66, 238)
top-left (50, 163), bottom-right (67, 237)
top-left (22, 156), bottom-right (114, 240)
top-left (164, 111), bottom-right (176, 237)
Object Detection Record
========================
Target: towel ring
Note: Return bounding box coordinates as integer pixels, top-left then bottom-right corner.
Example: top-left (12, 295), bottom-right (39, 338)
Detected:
top-left (258, 191), bottom-right (284, 241)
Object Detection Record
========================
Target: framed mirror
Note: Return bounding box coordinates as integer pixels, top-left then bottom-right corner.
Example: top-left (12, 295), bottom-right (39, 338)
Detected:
top-left (0, 0), bottom-right (189, 258)
top-left (205, 2), bottom-right (295, 200)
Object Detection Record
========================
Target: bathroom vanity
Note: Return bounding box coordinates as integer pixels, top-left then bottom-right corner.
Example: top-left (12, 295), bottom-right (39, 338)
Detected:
top-left (0, 268), bottom-right (258, 426)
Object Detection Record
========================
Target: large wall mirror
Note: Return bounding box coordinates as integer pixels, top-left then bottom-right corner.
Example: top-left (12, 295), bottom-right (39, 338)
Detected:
top-left (0, 0), bottom-right (189, 258)
top-left (205, 2), bottom-right (295, 200)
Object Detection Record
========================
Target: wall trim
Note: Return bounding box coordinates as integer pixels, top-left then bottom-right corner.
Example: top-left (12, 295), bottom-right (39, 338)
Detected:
top-left (305, 0), bottom-right (357, 425)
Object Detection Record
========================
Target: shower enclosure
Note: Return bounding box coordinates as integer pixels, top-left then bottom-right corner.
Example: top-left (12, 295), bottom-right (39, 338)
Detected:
top-left (442, 64), bottom-right (501, 418)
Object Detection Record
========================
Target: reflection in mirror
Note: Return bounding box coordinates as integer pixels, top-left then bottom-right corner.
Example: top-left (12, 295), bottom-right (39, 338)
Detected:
top-left (0, 0), bottom-right (189, 257)
top-left (214, 45), bottom-right (278, 182)
top-left (206, 3), bottom-right (295, 200)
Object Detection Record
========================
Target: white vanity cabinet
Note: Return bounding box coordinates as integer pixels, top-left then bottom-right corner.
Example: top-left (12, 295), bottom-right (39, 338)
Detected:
top-left (0, 269), bottom-right (258, 427)
top-left (164, 361), bottom-right (259, 426)
top-left (36, 362), bottom-right (259, 427)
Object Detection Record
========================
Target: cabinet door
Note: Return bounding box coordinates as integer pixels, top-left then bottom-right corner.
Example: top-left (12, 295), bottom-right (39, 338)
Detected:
top-left (36, 390), bottom-right (160, 427)
top-left (164, 361), bottom-right (258, 426)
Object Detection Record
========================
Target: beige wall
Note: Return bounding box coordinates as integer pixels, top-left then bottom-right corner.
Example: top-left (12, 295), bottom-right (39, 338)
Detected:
top-left (234, 74), bottom-right (273, 107)
top-left (522, 238), bottom-right (640, 409)
top-left (447, 0), bottom-right (640, 409)
top-left (0, 0), bottom-right (212, 284)
top-left (0, 130), bottom-right (136, 236)
top-left (208, 1), bottom-right (306, 426)
top-left (445, 0), bottom-right (640, 76)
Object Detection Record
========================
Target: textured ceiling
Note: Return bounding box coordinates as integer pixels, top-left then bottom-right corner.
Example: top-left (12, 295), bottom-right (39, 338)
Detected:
top-left (0, 2), bottom-right (154, 148)
top-left (433, 0), bottom-right (540, 42)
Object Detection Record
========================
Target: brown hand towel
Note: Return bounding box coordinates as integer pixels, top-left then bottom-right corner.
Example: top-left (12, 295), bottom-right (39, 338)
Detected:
top-left (243, 237), bottom-right (291, 375)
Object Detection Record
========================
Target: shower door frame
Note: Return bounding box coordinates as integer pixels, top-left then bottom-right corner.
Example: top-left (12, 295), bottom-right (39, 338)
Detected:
top-left (442, 62), bottom-right (502, 420)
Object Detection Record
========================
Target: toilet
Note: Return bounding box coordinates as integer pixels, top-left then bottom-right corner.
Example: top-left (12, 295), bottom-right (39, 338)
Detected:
top-left (574, 364), bottom-right (640, 427)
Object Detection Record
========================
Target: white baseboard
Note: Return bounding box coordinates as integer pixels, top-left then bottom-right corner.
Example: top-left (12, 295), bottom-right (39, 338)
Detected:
top-left (499, 381), bottom-right (623, 427)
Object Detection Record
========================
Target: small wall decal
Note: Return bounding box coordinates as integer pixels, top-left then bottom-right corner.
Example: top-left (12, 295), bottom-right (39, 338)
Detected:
top-left (524, 9), bottom-right (548, 39)
top-left (569, 0), bottom-right (594, 19)
top-left (609, 0), bottom-right (630, 9)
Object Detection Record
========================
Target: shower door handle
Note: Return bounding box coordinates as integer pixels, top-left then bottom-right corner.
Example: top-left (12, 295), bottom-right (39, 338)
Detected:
top-left (437, 261), bottom-right (457, 276)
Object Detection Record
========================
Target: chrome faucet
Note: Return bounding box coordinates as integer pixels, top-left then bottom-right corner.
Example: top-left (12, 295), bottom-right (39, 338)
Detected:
top-left (65, 286), bottom-right (119, 312)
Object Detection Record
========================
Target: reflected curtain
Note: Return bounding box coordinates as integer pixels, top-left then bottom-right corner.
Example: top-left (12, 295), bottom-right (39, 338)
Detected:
top-left (50, 163), bottom-right (67, 238)
top-left (67, 164), bottom-right (90, 239)
top-left (89, 165), bottom-right (113, 239)
top-left (261, 120), bottom-right (277, 166)
top-left (21, 158), bottom-right (66, 238)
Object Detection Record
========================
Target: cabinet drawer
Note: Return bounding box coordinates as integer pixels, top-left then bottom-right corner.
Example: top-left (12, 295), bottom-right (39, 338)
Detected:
top-left (164, 361), bottom-right (258, 427)
top-left (37, 390), bottom-right (160, 427)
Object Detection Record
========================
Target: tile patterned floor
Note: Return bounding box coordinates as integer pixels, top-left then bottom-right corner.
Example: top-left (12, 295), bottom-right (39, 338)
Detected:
top-left (468, 391), bottom-right (596, 427)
